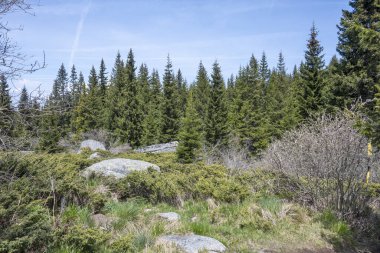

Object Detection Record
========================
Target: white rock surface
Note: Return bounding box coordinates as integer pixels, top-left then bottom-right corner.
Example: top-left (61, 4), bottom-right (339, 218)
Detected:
top-left (158, 212), bottom-right (181, 222)
top-left (135, 141), bottom-right (178, 153)
top-left (156, 235), bottom-right (226, 253)
top-left (78, 139), bottom-right (106, 153)
top-left (82, 158), bottom-right (160, 179)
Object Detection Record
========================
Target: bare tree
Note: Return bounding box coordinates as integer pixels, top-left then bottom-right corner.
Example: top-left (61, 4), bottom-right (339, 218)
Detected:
top-left (262, 113), bottom-right (379, 217)
top-left (0, 1), bottom-right (47, 151)
top-left (0, 0), bottom-right (45, 79)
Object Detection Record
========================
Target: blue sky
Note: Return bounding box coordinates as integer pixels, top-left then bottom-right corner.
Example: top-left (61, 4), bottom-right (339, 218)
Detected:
top-left (7, 0), bottom-right (349, 96)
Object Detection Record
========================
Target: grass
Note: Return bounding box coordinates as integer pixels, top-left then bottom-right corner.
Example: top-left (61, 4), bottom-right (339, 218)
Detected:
top-left (94, 197), bottom-right (331, 252)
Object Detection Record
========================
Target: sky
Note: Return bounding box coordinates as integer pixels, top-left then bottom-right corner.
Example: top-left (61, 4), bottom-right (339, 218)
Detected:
top-left (6, 0), bottom-right (350, 97)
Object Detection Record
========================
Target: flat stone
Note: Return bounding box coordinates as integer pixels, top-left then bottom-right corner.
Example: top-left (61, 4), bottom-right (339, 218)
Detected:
top-left (157, 235), bottom-right (226, 253)
top-left (158, 212), bottom-right (181, 222)
top-left (82, 158), bottom-right (160, 179)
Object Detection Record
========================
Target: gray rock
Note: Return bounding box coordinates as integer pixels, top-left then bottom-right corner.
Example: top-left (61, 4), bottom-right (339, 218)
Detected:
top-left (109, 143), bottom-right (132, 154)
top-left (78, 139), bottom-right (106, 153)
top-left (158, 212), bottom-right (180, 222)
top-left (135, 141), bottom-right (178, 153)
top-left (156, 235), bottom-right (226, 253)
top-left (82, 158), bottom-right (160, 179)
top-left (91, 214), bottom-right (114, 230)
top-left (89, 152), bottom-right (102, 159)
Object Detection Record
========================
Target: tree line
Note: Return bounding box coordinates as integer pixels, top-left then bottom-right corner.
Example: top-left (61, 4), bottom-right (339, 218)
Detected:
top-left (0, 0), bottom-right (379, 161)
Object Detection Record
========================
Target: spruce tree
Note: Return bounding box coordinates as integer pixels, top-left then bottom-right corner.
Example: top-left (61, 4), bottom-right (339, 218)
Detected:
top-left (337, 0), bottom-right (380, 104)
top-left (205, 61), bottom-right (228, 146)
top-left (17, 86), bottom-right (32, 135)
top-left (277, 52), bottom-right (286, 74)
top-left (70, 65), bottom-right (80, 106)
top-left (111, 51), bottom-right (124, 83)
top-left (299, 24), bottom-right (326, 118)
top-left (119, 49), bottom-right (143, 146)
top-left (176, 69), bottom-right (187, 115)
top-left (161, 56), bottom-right (181, 142)
top-left (73, 66), bottom-right (103, 133)
top-left (18, 86), bottom-right (29, 114)
top-left (0, 75), bottom-right (13, 136)
top-left (38, 109), bottom-right (61, 153)
top-left (99, 58), bottom-right (108, 97)
top-left (48, 64), bottom-right (71, 134)
top-left (228, 55), bottom-right (270, 152)
top-left (106, 52), bottom-right (125, 132)
top-left (142, 69), bottom-right (163, 145)
top-left (259, 52), bottom-right (270, 84)
top-left (78, 71), bottom-right (86, 95)
top-left (193, 61), bottom-right (211, 133)
top-left (137, 63), bottom-right (150, 115)
top-left (325, 55), bottom-right (353, 111)
top-left (226, 74), bottom-right (235, 99)
top-left (176, 91), bottom-right (202, 163)
top-left (88, 66), bottom-right (98, 91)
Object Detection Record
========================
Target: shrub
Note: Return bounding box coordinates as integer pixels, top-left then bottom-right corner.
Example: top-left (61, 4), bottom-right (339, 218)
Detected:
top-left (262, 114), bottom-right (378, 216)
top-left (60, 225), bottom-right (110, 253)
top-left (110, 235), bottom-right (135, 253)
top-left (115, 163), bottom-right (249, 205)
top-left (0, 202), bottom-right (53, 253)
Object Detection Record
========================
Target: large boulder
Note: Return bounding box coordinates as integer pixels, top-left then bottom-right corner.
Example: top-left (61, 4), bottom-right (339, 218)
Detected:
top-left (78, 139), bottom-right (106, 153)
top-left (135, 141), bottom-right (178, 153)
top-left (82, 158), bottom-right (160, 179)
top-left (156, 235), bottom-right (226, 253)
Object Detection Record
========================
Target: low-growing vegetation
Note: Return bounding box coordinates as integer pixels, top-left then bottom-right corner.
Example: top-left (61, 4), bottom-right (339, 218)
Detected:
top-left (1, 146), bottom-right (379, 252)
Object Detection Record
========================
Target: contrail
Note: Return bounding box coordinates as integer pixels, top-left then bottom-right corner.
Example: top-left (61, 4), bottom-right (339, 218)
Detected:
top-left (69, 0), bottom-right (91, 68)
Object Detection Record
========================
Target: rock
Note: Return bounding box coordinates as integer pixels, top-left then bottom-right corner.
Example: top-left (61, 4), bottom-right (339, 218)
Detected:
top-left (89, 152), bottom-right (102, 159)
top-left (190, 216), bottom-right (198, 222)
top-left (135, 141), bottom-right (178, 153)
top-left (109, 143), bottom-right (132, 154)
top-left (82, 158), bottom-right (160, 179)
top-left (158, 212), bottom-right (180, 222)
top-left (91, 214), bottom-right (114, 230)
top-left (78, 139), bottom-right (106, 153)
top-left (206, 198), bottom-right (218, 210)
top-left (157, 235), bottom-right (226, 253)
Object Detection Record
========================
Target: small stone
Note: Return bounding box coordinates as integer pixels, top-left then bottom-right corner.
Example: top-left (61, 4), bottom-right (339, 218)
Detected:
top-left (91, 214), bottom-right (114, 230)
top-left (89, 152), bottom-right (102, 159)
top-left (158, 212), bottom-right (181, 222)
top-left (191, 216), bottom-right (198, 222)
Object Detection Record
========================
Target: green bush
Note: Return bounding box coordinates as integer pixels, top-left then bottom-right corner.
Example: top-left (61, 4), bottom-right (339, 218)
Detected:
top-left (110, 235), bottom-right (136, 253)
top-left (115, 163), bottom-right (250, 205)
top-left (0, 202), bottom-right (53, 253)
top-left (60, 225), bottom-right (110, 253)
